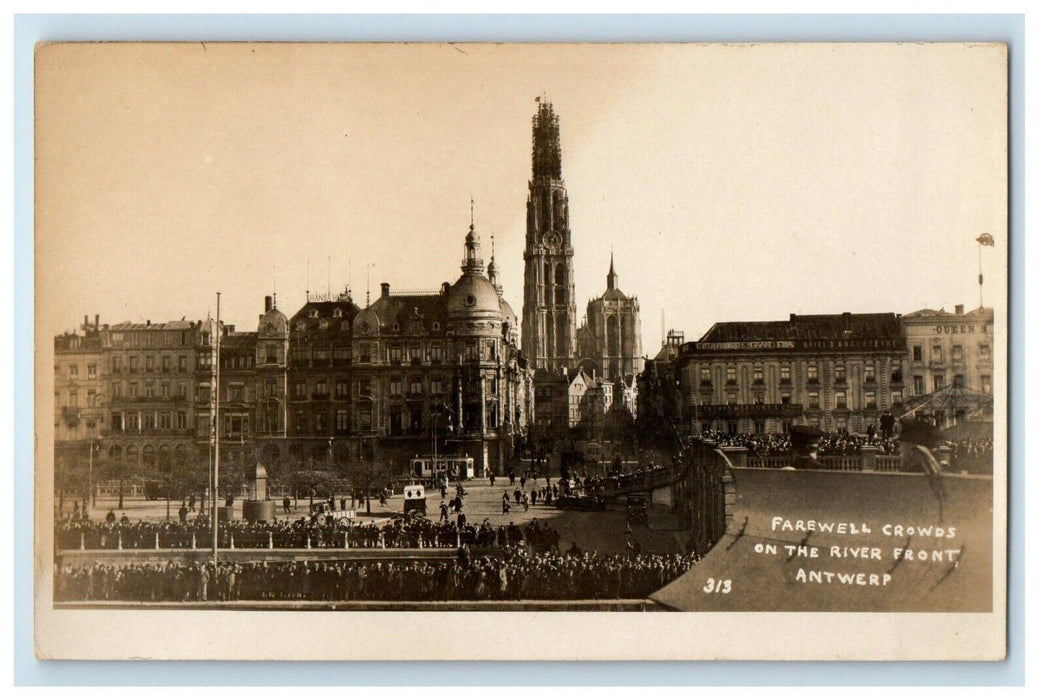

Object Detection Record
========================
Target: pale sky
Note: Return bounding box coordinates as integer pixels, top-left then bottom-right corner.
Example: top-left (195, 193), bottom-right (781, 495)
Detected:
top-left (36, 42), bottom-right (1007, 354)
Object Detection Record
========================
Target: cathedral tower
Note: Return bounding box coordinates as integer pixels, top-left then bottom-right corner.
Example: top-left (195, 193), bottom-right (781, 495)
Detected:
top-left (522, 99), bottom-right (577, 372)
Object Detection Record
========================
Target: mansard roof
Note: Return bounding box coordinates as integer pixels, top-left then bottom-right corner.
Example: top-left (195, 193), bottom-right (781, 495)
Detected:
top-left (698, 312), bottom-right (904, 344)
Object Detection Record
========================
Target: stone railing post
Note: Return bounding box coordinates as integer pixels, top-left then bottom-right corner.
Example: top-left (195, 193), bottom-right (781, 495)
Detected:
top-left (268, 532), bottom-right (274, 549)
top-left (117, 532), bottom-right (122, 550)
top-left (860, 445), bottom-right (877, 472)
top-left (192, 532), bottom-right (196, 550)
top-left (720, 446), bottom-right (748, 468)
top-left (80, 533), bottom-right (85, 550)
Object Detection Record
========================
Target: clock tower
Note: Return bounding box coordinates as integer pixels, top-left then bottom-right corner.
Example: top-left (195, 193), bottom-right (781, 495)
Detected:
top-left (522, 99), bottom-right (577, 372)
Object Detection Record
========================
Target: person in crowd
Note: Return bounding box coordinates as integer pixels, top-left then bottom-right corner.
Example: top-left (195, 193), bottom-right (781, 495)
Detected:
top-left (787, 425), bottom-right (827, 470)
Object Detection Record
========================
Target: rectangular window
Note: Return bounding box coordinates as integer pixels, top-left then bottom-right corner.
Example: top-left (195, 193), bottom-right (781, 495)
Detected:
top-left (780, 364), bottom-right (791, 382)
top-left (128, 382), bottom-right (139, 399)
top-left (933, 374), bottom-right (945, 391)
top-left (835, 391), bottom-right (847, 409)
top-left (465, 343), bottom-right (479, 361)
top-left (359, 409), bottom-right (372, 432)
top-left (912, 345), bottom-right (923, 362)
top-left (196, 384), bottom-right (210, 403)
top-left (389, 345), bottom-right (403, 363)
top-left (161, 382), bottom-right (170, 398)
top-left (807, 365), bottom-right (819, 383)
top-left (410, 377), bottom-right (423, 395)
top-left (335, 380), bottom-right (349, 399)
top-left (162, 356), bottom-right (171, 372)
top-left (87, 364), bottom-right (97, 379)
top-left (979, 344), bottom-right (990, 359)
top-left (913, 375), bottom-right (925, 394)
top-left (125, 413), bottom-right (140, 431)
top-left (834, 364), bottom-right (846, 382)
top-left (130, 356), bottom-right (139, 373)
top-left (931, 346), bottom-right (943, 362)
top-left (700, 367), bottom-right (711, 383)
top-left (68, 365), bottom-right (78, 378)
top-left (143, 413), bottom-right (155, 431)
top-left (294, 381), bottom-right (306, 399)
top-left (430, 344), bottom-right (444, 362)
top-left (358, 345), bottom-right (372, 364)
top-left (145, 355), bottom-right (154, 371)
top-left (952, 345), bottom-right (963, 361)
top-left (111, 356), bottom-right (122, 373)
top-left (111, 382), bottom-right (121, 399)
top-left (753, 365), bottom-right (764, 383)
top-left (390, 378), bottom-right (402, 396)
top-left (314, 380), bottom-right (328, 398)
top-left (176, 412), bottom-right (187, 430)
top-left (229, 383), bottom-right (244, 401)
top-left (431, 378), bottom-right (443, 395)
top-left (891, 391), bottom-right (903, 406)
top-left (178, 355), bottom-right (188, 372)
top-left (159, 412), bottom-right (172, 430)
top-left (726, 366), bottom-right (737, 384)
top-left (864, 363), bottom-right (876, 383)
top-left (781, 393), bottom-right (791, 405)
top-left (68, 390), bottom-right (78, 408)
top-left (808, 391), bottom-right (820, 409)
top-left (177, 382), bottom-right (187, 399)
top-left (357, 378), bottom-right (372, 398)
top-left (336, 410), bottom-right (349, 431)
top-left (144, 382), bottom-right (154, 399)
top-left (865, 391), bottom-right (877, 409)
top-left (981, 375), bottom-right (991, 394)
top-left (86, 390), bottom-right (96, 406)
top-left (315, 413), bottom-right (326, 432)
top-left (411, 345), bottom-right (424, 363)
top-left (954, 374), bottom-right (964, 388)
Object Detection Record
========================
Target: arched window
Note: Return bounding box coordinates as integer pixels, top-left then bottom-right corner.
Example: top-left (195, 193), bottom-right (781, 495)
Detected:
top-left (125, 445), bottom-right (139, 467)
top-left (109, 445), bottom-right (123, 464)
top-left (142, 444), bottom-right (156, 469)
top-left (158, 445), bottom-right (171, 472)
top-left (554, 263), bottom-right (567, 306)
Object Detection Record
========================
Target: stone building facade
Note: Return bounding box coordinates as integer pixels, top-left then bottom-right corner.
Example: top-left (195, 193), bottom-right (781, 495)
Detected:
top-left (676, 313), bottom-right (909, 436)
top-left (901, 305), bottom-right (994, 397)
top-left (578, 256), bottom-right (644, 381)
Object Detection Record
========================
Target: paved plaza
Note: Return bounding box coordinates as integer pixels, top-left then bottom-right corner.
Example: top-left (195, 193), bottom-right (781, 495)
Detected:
top-left (62, 475), bottom-right (690, 556)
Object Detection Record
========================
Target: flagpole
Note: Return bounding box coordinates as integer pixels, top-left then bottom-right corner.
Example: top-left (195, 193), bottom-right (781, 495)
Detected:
top-left (978, 242), bottom-right (983, 310)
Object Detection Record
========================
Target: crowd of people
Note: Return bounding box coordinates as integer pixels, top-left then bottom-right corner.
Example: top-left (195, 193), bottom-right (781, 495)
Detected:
top-left (54, 548), bottom-right (697, 603)
top-left (950, 437), bottom-right (994, 472)
top-left (697, 430), bottom-right (901, 456)
top-left (53, 513), bottom-right (563, 552)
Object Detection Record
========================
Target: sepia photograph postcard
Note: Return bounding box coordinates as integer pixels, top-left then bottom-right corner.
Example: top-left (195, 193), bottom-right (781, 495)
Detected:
top-left (33, 41), bottom-right (1009, 661)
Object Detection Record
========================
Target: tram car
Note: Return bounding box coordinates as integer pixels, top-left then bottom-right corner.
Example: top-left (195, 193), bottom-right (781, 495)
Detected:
top-left (403, 483), bottom-right (427, 516)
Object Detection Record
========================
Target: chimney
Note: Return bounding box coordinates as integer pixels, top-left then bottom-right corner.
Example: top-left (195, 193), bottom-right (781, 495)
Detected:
top-left (441, 282), bottom-right (450, 295)
top-left (83, 315), bottom-right (89, 330)
top-left (789, 313), bottom-right (797, 323)
top-left (955, 304), bottom-right (964, 316)
top-left (94, 314), bottom-right (99, 330)
top-left (223, 324), bottom-right (235, 336)
top-left (265, 295), bottom-right (273, 312)
top-left (146, 320), bottom-right (151, 327)
top-left (381, 282), bottom-right (390, 298)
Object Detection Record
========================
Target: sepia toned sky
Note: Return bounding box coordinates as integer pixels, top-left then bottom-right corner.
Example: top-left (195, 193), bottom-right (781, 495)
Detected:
top-left (35, 42), bottom-right (1007, 353)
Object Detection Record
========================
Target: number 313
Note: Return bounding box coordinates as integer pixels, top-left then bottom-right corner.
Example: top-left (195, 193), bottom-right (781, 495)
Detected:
top-left (703, 578), bottom-right (732, 593)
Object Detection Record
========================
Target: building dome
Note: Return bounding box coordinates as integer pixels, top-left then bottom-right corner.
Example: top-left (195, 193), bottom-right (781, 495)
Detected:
top-left (446, 273), bottom-right (503, 322)
top-left (258, 296), bottom-right (288, 337)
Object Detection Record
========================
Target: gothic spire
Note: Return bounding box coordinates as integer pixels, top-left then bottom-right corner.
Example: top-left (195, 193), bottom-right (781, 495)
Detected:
top-left (488, 234), bottom-right (503, 296)
top-left (607, 252), bottom-right (618, 291)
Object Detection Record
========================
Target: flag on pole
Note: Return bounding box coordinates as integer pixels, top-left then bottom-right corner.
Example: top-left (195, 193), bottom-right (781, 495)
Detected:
top-left (977, 233), bottom-right (995, 247)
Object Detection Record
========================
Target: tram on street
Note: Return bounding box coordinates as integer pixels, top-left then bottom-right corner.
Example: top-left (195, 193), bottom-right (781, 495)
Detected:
top-left (409, 455), bottom-right (475, 482)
